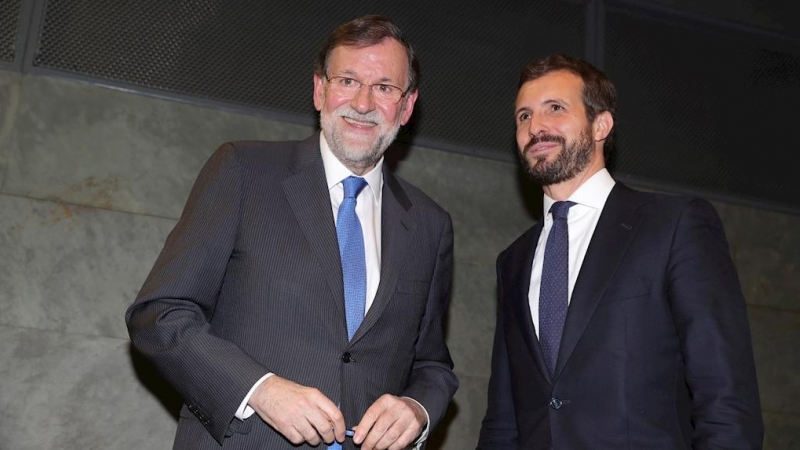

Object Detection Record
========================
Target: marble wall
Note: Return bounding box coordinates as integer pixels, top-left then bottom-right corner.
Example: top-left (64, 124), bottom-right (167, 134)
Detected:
top-left (1, 70), bottom-right (797, 449)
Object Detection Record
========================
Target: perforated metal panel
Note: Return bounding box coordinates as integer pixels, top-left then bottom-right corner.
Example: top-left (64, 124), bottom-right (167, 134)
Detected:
top-left (605, 5), bottom-right (800, 211)
top-left (397, 0), bottom-right (585, 155)
top-left (628, 0), bottom-right (800, 38)
top-left (32, 0), bottom-right (585, 159)
top-left (26, 0), bottom-right (800, 213)
top-left (0, 0), bottom-right (22, 63)
top-left (34, 0), bottom-right (328, 111)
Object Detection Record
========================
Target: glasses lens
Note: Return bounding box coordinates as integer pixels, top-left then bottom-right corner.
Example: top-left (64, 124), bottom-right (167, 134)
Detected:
top-left (373, 85), bottom-right (403, 103)
top-left (328, 76), bottom-right (403, 103)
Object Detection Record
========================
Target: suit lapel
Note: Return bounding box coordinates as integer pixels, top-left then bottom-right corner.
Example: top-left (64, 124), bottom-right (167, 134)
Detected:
top-left (507, 223), bottom-right (555, 385)
top-left (554, 184), bottom-right (643, 378)
top-left (349, 169), bottom-right (413, 345)
top-left (281, 135), bottom-right (346, 331)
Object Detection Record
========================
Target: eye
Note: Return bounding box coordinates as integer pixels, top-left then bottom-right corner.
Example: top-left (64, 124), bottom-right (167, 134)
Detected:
top-left (375, 84), bottom-right (394, 93)
top-left (339, 77), bottom-right (357, 87)
top-left (549, 103), bottom-right (564, 112)
top-left (517, 112), bottom-right (531, 122)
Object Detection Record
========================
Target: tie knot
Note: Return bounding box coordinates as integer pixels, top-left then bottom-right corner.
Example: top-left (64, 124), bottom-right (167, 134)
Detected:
top-left (342, 176), bottom-right (368, 199)
top-left (549, 201), bottom-right (575, 220)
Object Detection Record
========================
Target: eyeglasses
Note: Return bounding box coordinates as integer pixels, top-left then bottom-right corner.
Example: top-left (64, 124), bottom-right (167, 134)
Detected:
top-left (325, 74), bottom-right (409, 104)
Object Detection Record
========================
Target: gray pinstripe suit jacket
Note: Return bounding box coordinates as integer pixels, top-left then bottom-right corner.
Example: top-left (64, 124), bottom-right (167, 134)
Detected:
top-left (125, 133), bottom-right (458, 449)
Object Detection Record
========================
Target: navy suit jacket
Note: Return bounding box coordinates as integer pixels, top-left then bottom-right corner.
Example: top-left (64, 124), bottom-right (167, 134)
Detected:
top-left (126, 134), bottom-right (458, 449)
top-left (478, 183), bottom-right (763, 449)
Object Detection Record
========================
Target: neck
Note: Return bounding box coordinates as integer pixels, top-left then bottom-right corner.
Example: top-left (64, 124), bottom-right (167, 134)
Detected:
top-left (542, 162), bottom-right (605, 201)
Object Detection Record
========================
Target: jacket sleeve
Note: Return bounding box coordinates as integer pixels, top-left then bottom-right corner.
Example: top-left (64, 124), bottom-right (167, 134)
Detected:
top-left (668, 198), bottom-right (763, 449)
top-left (401, 213), bottom-right (459, 434)
top-left (125, 143), bottom-right (268, 444)
top-left (476, 251), bottom-right (519, 449)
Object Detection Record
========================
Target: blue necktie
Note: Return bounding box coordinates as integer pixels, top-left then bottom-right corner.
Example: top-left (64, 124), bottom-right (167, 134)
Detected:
top-left (337, 176), bottom-right (368, 341)
top-left (331, 177), bottom-right (367, 450)
top-left (539, 201), bottom-right (575, 376)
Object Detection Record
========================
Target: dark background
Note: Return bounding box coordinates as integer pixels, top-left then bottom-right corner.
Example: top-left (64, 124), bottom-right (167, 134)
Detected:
top-left (2, 0), bottom-right (799, 213)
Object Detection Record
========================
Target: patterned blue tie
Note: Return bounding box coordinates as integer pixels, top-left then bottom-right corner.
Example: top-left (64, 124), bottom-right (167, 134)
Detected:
top-left (337, 176), bottom-right (368, 341)
top-left (539, 201), bottom-right (575, 376)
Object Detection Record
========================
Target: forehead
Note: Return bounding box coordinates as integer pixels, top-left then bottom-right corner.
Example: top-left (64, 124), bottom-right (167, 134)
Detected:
top-left (327, 39), bottom-right (408, 82)
top-left (516, 70), bottom-right (585, 108)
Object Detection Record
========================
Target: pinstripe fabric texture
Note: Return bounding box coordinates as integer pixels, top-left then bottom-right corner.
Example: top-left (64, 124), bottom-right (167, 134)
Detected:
top-left (126, 133), bottom-right (458, 449)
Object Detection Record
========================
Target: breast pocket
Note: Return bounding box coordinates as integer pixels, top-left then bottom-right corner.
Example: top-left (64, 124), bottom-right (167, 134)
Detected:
top-left (392, 279), bottom-right (430, 322)
top-left (396, 279), bottom-right (430, 296)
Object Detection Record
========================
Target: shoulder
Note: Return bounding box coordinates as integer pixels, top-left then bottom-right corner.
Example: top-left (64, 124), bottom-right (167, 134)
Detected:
top-left (612, 183), bottom-right (718, 218)
top-left (204, 135), bottom-right (319, 178)
top-left (215, 139), bottom-right (307, 166)
top-left (390, 173), bottom-right (450, 219)
top-left (608, 183), bottom-right (725, 241)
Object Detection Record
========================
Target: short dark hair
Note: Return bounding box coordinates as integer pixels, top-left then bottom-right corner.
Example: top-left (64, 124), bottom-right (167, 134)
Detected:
top-left (518, 54), bottom-right (617, 157)
top-left (315, 15), bottom-right (419, 93)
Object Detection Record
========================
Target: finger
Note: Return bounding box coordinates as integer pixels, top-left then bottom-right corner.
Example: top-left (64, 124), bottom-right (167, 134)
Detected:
top-left (388, 423), bottom-right (421, 450)
top-left (316, 399), bottom-right (346, 442)
top-left (294, 419), bottom-right (323, 446)
top-left (299, 400), bottom-right (341, 444)
top-left (353, 401), bottom-right (386, 445)
top-left (282, 425), bottom-right (305, 446)
top-left (360, 412), bottom-right (397, 450)
top-left (371, 420), bottom-right (405, 450)
top-left (362, 396), bottom-right (424, 450)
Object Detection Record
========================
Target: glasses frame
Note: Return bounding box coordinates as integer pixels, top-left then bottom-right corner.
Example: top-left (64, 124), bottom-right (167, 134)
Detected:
top-left (324, 73), bottom-right (410, 105)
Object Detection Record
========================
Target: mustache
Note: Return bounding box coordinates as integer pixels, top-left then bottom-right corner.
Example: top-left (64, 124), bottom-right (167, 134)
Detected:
top-left (337, 107), bottom-right (381, 123)
top-left (524, 134), bottom-right (565, 153)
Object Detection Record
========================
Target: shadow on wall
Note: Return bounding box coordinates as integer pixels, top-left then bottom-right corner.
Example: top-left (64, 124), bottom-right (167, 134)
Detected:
top-left (426, 400), bottom-right (460, 449)
top-left (129, 343), bottom-right (183, 421)
top-left (516, 160), bottom-right (544, 221)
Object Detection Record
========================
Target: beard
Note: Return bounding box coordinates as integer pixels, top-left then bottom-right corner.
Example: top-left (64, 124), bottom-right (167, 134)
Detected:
top-left (520, 125), bottom-right (594, 186)
top-left (320, 104), bottom-right (401, 172)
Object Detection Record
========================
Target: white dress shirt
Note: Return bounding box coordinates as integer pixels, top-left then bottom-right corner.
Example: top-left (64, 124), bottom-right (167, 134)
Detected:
top-left (528, 169), bottom-right (616, 336)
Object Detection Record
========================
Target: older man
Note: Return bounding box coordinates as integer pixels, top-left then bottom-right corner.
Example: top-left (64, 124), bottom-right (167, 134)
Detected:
top-left (127, 15), bottom-right (457, 450)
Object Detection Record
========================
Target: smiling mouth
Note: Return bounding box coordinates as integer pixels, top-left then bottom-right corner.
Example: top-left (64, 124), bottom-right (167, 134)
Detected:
top-left (525, 141), bottom-right (560, 156)
top-left (342, 116), bottom-right (377, 128)
top-left (524, 134), bottom-right (565, 155)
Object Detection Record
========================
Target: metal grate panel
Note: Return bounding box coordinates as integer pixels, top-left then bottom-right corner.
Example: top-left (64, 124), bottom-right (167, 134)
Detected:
top-left (32, 0), bottom-right (586, 160)
top-left (0, 0), bottom-right (22, 63)
top-left (606, 5), bottom-right (800, 211)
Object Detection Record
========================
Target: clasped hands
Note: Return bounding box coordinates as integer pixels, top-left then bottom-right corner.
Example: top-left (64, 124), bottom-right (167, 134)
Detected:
top-left (250, 375), bottom-right (425, 449)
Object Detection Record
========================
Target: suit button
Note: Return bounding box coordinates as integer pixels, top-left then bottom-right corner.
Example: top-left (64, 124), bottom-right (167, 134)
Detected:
top-left (550, 398), bottom-right (562, 410)
top-left (341, 352), bottom-right (352, 363)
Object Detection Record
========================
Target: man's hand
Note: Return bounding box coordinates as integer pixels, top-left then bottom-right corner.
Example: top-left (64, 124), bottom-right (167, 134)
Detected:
top-left (249, 375), bottom-right (346, 446)
top-left (353, 394), bottom-right (426, 450)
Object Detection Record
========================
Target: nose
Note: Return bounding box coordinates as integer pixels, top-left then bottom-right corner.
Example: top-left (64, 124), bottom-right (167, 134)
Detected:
top-left (526, 114), bottom-right (547, 138)
top-left (350, 84), bottom-right (375, 113)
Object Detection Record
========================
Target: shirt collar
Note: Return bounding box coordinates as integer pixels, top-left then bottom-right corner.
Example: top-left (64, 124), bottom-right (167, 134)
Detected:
top-left (320, 133), bottom-right (384, 201)
top-left (542, 168), bottom-right (616, 216)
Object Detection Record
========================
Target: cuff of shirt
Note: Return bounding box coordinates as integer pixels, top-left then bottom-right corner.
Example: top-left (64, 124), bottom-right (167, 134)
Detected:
top-left (234, 373), bottom-right (273, 420)
top-left (401, 396), bottom-right (429, 449)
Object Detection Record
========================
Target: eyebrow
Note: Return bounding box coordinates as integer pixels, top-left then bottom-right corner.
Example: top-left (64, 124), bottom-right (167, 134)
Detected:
top-left (516, 98), bottom-right (570, 112)
top-left (543, 98), bottom-right (570, 107)
top-left (331, 69), bottom-right (398, 84)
